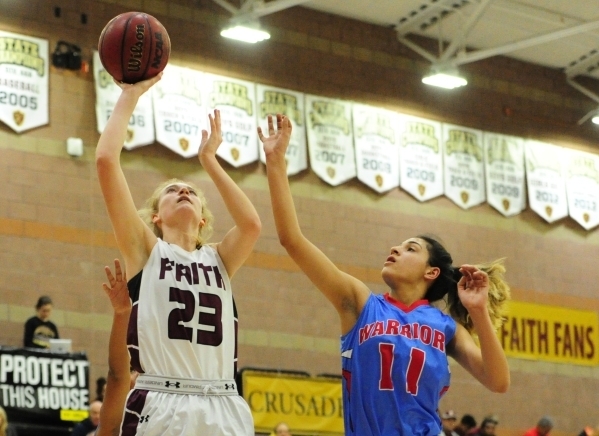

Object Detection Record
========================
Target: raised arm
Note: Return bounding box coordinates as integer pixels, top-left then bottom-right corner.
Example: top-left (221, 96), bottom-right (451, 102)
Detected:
top-left (95, 75), bottom-right (162, 276)
top-left (448, 265), bottom-right (510, 393)
top-left (96, 259), bottom-right (132, 436)
top-left (198, 109), bottom-right (261, 278)
top-left (260, 115), bottom-right (370, 334)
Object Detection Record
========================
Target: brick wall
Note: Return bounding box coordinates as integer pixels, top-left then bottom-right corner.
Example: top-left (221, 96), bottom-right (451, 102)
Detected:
top-left (0, 0), bottom-right (598, 434)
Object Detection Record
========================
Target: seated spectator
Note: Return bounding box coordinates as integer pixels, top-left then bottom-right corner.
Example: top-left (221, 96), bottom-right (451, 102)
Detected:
top-left (23, 296), bottom-right (59, 349)
top-left (71, 400), bottom-right (101, 436)
top-left (440, 410), bottom-right (459, 436)
top-left (524, 416), bottom-right (553, 436)
top-left (470, 416), bottom-right (498, 436)
top-left (455, 414), bottom-right (477, 436)
top-left (0, 406), bottom-right (18, 436)
top-left (274, 422), bottom-right (292, 436)
top-left (95, 377), bottom-right (107, 402)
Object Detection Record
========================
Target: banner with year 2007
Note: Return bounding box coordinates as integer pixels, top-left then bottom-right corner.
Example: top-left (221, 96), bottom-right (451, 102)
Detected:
top-left (564, 148), bottom-right (599, 230)
top-left (305, 95), bottom-right (355, 186)
top-left (93, 51), bottom-right (154, 150)
top-left (484, 132), bottom-right (526, 217)
top-left (0, 31), bottom-right (48, 133)
top-left (257, 84), bottom-right (307, 176)
top-left (524, 140), bottom-right (568, 223)
top-left (443, 124), bottom-right (485, 209)
top-left (204, 73), bottom-right (258, 167)
top-left (352, 103), bottom-right (400, 193)
top-left (398, 114), bottom-right (444, 202)
top-left (153, 64), bottom-right (207, 158)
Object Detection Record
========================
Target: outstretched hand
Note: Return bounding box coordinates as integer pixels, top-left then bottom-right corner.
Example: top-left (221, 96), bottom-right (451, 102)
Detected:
top-left (102, 259), bottom-right (131, 315)
top-left (114, 72), bottom-right (163, 97)
top-left (198, 109), bottom-right (223, 161)
top-left (456, 264), bottom-right (489, 312)
top-left (258, 114), bottom-right (292, 158)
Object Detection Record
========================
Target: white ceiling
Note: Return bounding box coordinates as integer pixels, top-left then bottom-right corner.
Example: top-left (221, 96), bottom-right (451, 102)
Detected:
top-left (302, 0), bottom-right (599, 81)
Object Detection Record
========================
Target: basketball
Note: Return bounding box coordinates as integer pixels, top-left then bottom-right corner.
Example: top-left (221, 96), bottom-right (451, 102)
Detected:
top-left (98, 12), bottom-right (170, 84)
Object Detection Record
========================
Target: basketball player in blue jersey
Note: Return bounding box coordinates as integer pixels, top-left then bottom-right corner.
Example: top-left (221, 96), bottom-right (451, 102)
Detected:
top-left (96, 74), bottom-right (261, 435)
top-left (260, 114), bottom-right (510, 436)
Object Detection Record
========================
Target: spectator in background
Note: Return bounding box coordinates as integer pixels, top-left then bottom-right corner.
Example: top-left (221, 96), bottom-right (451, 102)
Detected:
top-left (440, 410), bottom-right (459, 436)
top-left (470, 416), bottom-right (498, 436)
top-left (578, 425), bottom-right (599, 436)
top-left (71, 400), bottom-right (101, 436)
top-left (273, 422), bottom-right (292, 436)
top-left (523, 416), bottom-right (553, 436)
top-left (454, 414), bottom-right (477, 436)
top-left (0, 406), bottom-right (18, 436)
top-left (23, 296), bottom-right (59, 349)
top-left (95, 377), bottom-right (107, 402)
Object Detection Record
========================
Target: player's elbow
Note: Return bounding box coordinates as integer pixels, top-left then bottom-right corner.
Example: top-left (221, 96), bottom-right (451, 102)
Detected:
top-left (488, 376), bottom-right (510, 393)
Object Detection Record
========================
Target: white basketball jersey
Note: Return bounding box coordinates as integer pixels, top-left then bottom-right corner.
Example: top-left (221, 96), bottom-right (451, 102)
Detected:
top-left (127, 239), bottom-right (237, 380)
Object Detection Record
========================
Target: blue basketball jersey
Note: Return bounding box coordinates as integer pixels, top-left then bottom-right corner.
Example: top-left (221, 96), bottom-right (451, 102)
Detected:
top-left (340, 293), bottom-right (456, 436)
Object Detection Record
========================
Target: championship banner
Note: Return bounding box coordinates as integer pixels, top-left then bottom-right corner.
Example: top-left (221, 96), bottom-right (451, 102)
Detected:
top-left (0, 348), bottom-right (90, 427)
top-left (305, 95), bottom-right (356, 186)
top-left (524, 140), bottom-right (568, 223)
top-left (499, 301), bottom-right (599, 366)
top-left (257, 84), bottom-right (307, 176)
top-left (93, 51), bottom-right (155, 150)
top-left (352, 103), bottom-right (400, 193)
top-left (442, 124), bottom-right (485, 209)
top-left (153, 64), bottom-right (207, 158)
top-left (205, 73), bottom-right (258, 167)
top-left (564, 148), bottom-right (599, 230)
top-left (483, 133), bottom-right (526, 217)
top-left (398, 114), bottom-right (444, 202)
top-left (0, 31), bottom-right (48, 132)
top-left (241, 370), bottom-right (343, 435)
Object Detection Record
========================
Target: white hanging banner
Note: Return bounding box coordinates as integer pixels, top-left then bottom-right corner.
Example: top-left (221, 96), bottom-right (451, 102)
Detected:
top-left (0, 31), bottom-right (48, 133)
top-left (564, 148), bottom-right (599, 230)
top-left (93, 51), bottom-right (155, 150)
top-left (257, 84), bottom-right (307, 176)
top-left (204, 73), bottom-right (258, 167)
top-left (524, 140), bottom-right (568, 223)
top-left (484, 132), bottom-right (526, 217)
top-left (305, 95), bottom-right (356, 186)
top-left (352, 103), bottom-right (400, 193)
top-left (398, 114), bottom-right (444, 202)
top-left (443, 124), bottom-right (485, 209)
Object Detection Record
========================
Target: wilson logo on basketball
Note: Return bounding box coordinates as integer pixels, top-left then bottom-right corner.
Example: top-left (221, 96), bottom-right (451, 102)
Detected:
top-left (127, 24), bottom-right (146, 72)
top-left (152, 32), bottom-right (165, 69)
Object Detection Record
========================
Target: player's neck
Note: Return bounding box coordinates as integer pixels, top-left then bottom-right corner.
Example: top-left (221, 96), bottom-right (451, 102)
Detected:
top-left (388, 283), bottom-right (427, 306)
top-left (162, 228), bottom-right (197, 252)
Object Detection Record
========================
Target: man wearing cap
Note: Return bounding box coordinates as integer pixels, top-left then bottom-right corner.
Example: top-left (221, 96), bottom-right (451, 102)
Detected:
top-left (523, 416), bottom-right (554, 436)
top-left (440, 410), bottom-right (459, 436)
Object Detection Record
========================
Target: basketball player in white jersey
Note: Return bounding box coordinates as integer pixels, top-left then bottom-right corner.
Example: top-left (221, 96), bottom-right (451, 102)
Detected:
top-left (96, 73), bottom-right (261, 435)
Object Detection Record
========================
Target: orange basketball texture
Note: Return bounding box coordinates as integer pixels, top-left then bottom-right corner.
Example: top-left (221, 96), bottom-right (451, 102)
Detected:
top-left (98, 12), bottom-right (170, 83)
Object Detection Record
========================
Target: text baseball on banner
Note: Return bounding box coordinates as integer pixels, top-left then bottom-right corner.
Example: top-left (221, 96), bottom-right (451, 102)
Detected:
top-left (499, 301), bottom-right (599, 366)
top-left (0, 348), bottom-right (90, 425)
top-left (241, 370), bottom-right (344, 435)
top-left (0, 30), bottom-right (48, 132)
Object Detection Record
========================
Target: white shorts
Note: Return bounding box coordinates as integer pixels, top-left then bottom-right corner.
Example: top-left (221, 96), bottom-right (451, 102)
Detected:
top-left (121, 376), bottom-right (254, 436)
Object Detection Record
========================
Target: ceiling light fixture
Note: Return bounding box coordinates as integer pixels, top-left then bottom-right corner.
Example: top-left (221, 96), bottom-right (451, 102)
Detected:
top-left (422, 67), bottom-right (467, 89)
top-left (592, 115), bottom-right (599, 125)
top-left (220, 23), bottom-right (270, 44)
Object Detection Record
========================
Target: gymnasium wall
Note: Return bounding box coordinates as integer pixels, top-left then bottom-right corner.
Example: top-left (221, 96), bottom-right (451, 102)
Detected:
top-left (1, 0), bottom-right (599, 434)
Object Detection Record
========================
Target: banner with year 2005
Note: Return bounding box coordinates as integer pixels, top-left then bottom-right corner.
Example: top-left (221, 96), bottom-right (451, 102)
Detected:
top-left (443, 124), bottom-right (485, 209)
top-left (257, 84), bottom-right (307, 176)
top-left (0, 31), bottom-right (48, 133)
top-left (306, 95), bottom-right (355, 186)
top-left (93, 51), bottom-right (154, 150)
top-left (205, 73), bottom-right (258, 167)
top-left (352, 103), bottom-right (400, 193)
top-left (564, 148), bottom-right (599, 230)
top-left (524, 140), bottom-right (568, 223)
top-left (398, 114), bottom-right (444, 202)
top-left (153, 64), bottom-right (207, 158)
top-left (484, 133), bottom-right (526, 217)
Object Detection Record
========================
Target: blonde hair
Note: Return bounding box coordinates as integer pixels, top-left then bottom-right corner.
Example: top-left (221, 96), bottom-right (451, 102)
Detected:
top-left (0, 405), bottom-right (8, 436)
top-left (448, 258), bottom-right (511, 333)
top-left (138, 178), bottom-right (214, 247)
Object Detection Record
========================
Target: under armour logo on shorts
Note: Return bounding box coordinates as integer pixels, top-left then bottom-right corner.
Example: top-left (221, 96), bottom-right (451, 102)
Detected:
top-left (224, 383), bottom-right (235, 390)
top-left (165, 381), bottom-right (180, 388)
top-left (140, 415), bottom-right (150, 423)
